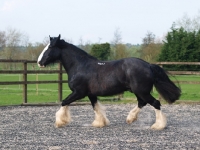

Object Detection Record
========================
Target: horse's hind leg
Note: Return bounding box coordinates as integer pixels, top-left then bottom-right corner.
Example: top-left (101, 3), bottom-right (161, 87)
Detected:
top-left (126, 95), bottom-right (147, 124)
top-left (138, 94), bottom-right (167, 130)
top-left (88, 95), bottom-right (110, 128)
top-left (151, 108), bottom-right (167, 130)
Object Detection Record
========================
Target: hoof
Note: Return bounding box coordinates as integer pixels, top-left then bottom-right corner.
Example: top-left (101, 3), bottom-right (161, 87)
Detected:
top-left (151, 109), bottom-right (167, 130)
top-left (126, 116), bottom-right (137, 124)
top-left (92, 101), bottom-right (109, 128)
top-left (55, 106), bottom-right (71, 128)
top-left (126, 106), bottom-right (140, 124)
top-left (55, 120), bottom-right (69, 128)
top-left (151, 123), bottom-right (166, 130)
top-left (92, 118), bottom-right (110, 128)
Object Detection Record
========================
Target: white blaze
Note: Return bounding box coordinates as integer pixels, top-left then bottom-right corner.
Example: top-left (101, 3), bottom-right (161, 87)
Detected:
top-left (37, 43), bottom-right (50, 63)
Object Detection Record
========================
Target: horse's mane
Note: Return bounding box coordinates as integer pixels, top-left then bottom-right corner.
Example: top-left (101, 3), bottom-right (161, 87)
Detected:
top-left (60, 39), bottom-right (97, 61)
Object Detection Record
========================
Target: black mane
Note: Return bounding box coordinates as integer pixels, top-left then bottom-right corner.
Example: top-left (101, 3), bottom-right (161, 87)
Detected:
top-left (59, 39), bottom-right (97, 61)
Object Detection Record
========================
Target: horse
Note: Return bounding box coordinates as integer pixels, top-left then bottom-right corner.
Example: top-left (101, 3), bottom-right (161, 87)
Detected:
top-left (37, 34), bottom-right (181, 130)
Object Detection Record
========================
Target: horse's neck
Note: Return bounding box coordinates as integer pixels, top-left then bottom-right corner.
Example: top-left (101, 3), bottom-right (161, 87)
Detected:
top-left (60, 47), bottom-right (97, 74)
top-left (60, 52), bottom-right (77, 74)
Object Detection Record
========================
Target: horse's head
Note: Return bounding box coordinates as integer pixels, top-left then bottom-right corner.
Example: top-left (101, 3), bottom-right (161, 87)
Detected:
top-left (37, 34), bottom-right (62, 68)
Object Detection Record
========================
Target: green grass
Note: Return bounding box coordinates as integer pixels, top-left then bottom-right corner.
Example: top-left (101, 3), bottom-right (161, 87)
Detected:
top-left (0, 74), bottom-right (200, 106)
top-left (0, 74), bottom-right (70, 105)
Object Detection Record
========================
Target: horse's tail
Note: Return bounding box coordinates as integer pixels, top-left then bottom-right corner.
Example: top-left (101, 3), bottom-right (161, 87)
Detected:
top-left (150, 64), bottom-right (181, 104)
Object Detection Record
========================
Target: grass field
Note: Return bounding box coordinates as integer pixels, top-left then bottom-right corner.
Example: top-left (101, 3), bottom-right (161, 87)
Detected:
top-left (0, 74), bottom-right (200, 106)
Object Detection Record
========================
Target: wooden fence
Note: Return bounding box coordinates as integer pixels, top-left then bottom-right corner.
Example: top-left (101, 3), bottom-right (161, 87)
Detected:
top-left (156, 62), bottom-right (200, 84)
top-left (0, 60), bottom-right (67, 105)
top-left (0, 60), bottom-right (200, 105)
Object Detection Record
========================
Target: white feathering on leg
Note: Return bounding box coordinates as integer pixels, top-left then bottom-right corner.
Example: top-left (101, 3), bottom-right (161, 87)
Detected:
top-left (151, 109), bottom-right (167, 130)
top-left (126, 105), bottom-right (141, 124)
top-left (92, 101), bottom-right (110, 128)
top-left (55, 106), bottom-right (71, 128)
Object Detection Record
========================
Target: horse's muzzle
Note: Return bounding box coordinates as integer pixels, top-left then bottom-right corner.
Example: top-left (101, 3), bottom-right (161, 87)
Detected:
top-left (37, 62), bottom-right (45, 68)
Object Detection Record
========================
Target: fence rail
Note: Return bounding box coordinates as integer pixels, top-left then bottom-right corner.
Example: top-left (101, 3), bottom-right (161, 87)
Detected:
top-left (155, 62), bottom-right (200, 84)
top-left (0, 60), bottom-right (65, 104)
top-left (156, 62), bottom-right (200, 65)
top-left (0, 70), bottom-right (66, 74)
top-left (0, 60), bottom-right (200, 105)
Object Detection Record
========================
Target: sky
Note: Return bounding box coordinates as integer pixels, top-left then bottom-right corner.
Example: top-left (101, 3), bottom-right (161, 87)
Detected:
top-left (0, 0), bottom-right (200, 45)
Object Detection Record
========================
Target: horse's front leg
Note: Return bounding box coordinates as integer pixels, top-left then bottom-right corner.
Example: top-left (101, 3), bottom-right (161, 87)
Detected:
top-left (88, 95), bottom-right (110, 128)
top-left (55, 91), bottom-right (85, 128)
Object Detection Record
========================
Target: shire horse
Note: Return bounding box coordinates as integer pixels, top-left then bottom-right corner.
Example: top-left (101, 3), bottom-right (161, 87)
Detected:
top-left (37, 35), bottom-right (181, 130)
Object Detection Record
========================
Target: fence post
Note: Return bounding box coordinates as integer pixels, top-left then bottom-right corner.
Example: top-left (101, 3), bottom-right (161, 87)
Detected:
top-left (58, 62), bottom-right (62, 102)
top-left (23, 61), bottom-right (28, 103)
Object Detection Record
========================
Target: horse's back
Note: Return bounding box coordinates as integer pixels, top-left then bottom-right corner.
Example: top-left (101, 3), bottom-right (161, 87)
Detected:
top-left (87, 59), bottom-right (127, 95)
top-left (87, 57), bottom-right (153, 96)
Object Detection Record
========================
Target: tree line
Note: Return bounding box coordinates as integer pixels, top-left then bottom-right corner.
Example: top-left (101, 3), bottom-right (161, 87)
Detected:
top-left (0, 12), bottom-right (200, 70)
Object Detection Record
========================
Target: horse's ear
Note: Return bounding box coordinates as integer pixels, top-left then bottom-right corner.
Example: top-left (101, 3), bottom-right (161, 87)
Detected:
top-left (49, 35), bottom-right (53, 41)
top-left (58, 34), bottom-right (61, 40)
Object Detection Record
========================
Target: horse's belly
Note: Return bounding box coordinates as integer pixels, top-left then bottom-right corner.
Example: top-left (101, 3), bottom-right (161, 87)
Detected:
top-left (89, 82), bottom-right (127, 96)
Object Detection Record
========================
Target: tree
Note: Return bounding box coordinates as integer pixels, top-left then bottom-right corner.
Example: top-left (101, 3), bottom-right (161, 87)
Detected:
top-left (111, 28), bottom-right (129, 60)
top-left (139, 31), bottom-right (162, 62)
top-left (112, 28), bottom-right (122, 45)
top-left (0, 31), bottom-right (6, 49)
top-left (176, 12), bottom-right (200, 32)
top-left (142, 31), bottom-right (155, 46)
top-left (141, 43), bottom-right (162, 62)
top-left (0, 28), bottom-right (30, 69)
top-left (1, 28), bottom-right (28, 60)
top-left (77, 37), bottom-right (92, 53)
top-left (158, 26), bottom-right (200, 70)
top-left (90, 43), bottom-right (111, 60)
top-left (114, 44), bottom-right (129, 60)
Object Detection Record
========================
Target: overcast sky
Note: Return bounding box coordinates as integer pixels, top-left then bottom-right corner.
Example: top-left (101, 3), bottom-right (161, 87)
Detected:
top-left (0, 0), bottom-right (200, 45)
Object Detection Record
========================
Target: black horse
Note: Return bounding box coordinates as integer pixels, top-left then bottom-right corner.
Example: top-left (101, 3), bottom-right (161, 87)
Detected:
top-left (38, 35), bottom-right (181, 130)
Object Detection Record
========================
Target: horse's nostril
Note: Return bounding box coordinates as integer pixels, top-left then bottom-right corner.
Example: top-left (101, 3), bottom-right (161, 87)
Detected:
top-left (38, 61), bottom-right (43, 66)
top-left (37, 61), bottom-right (44, 67)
